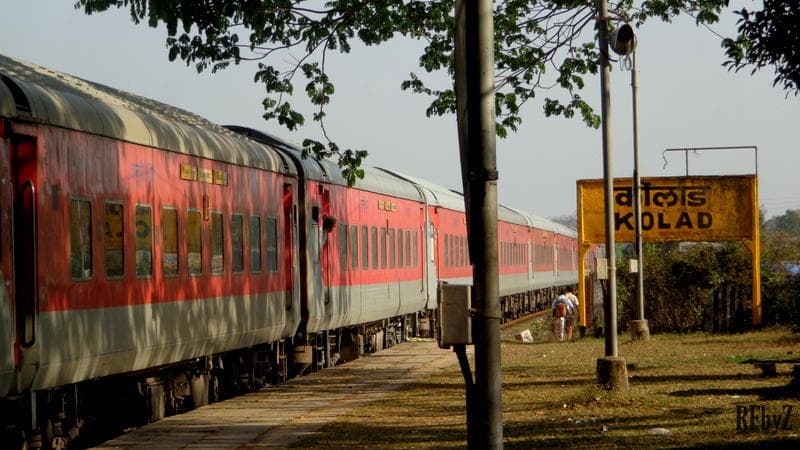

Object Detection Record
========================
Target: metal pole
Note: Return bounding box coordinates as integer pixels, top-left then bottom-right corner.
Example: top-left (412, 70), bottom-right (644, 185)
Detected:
top-left (454, 0), bottom-right (502, 447)
top-left (630, 51), bottom-right (648, 340)
top-left (598, 0), bottom-right (618, 358)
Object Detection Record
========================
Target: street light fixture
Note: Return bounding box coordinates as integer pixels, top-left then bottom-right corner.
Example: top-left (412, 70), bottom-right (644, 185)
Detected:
top-left (610, 23), bottom-right (650, 341)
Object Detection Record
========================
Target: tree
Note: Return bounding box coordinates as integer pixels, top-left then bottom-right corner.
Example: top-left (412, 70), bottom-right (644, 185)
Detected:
top-left (722, 0), bottom-right (800, 95)
top-left (75, 1), bottom-right (748, 182)
top-left (550, 213), bottom-right (577, 229)
top-left (617, 241), bottom-right (752, 333)
top-left (760, 209), bottom-right (800, 327)
top-left (764, 209), bottom-right (800, 235)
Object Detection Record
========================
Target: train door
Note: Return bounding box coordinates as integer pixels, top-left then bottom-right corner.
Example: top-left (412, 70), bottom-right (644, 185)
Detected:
top-left (552, 237), bottom-right (558, 280)
top-left (309, 205), bottom-right (324, 310)
top-left (527, 237), bottom-right (534, 288)
top-left (425, 208), bottom-right (439, 306)
top-left (283, 184), bottom-right (295, 310)
top-left (0, 129), bottom-right (15, 396)
top-left (320, 189), bottom-right (332, 306)
top-left (12, 135), bottom-right (40, 384)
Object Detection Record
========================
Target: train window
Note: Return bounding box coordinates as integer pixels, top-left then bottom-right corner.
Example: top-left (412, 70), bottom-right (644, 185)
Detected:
top-left (454, 236), bottom-right (459, 267)
top-left (162, 207), bottom-right (179, 277)
top-left (450, 235), bottom-right (455, 268)
top-left (389, 229), bottom-right (395, 268)
top-left (350, 225), bottom-right (358, 270)
top-left (397, 229), bottom-right (403, 268)
top-left (413, 230), bottom-right (418, 267)
top-left (266, 217), bottom-right (278, 272)
top-left (461, 236), bottom-right (465, 266)
top-left (361, 225), bottom-right (369, 270)
top-left (371, 227), bottom-right (378, 269)
top-left (499, 242), bottom-right (503, 265)
top-left (232, 214), bottom-right (244, 273)
top-left (104, 202), bottom-right (124, 278)
top-left (453, 236), bottom-right (458, 267)
top-left (187, 210), bottom-right (202, 275)
top-left (444, 234), bottom-right (450, 267)
top-left (338, 223), bottom-right (347, 271)
top-left (380, 227), bottom-right (387, 269)
top-left (70, 199), bottom-right (92, 280)
top-left (455, 235), bottom-right (459, 266)
top-left (250, 216), bottom-right (262, 273)
top-left (461, 236), bottom-right (465, 267)
top-left (405, 230), bottom-right (411, 267)
top-left (135, 205), bottom-right (153, 278)
top-left (211, 211), bottom-right (224, 274)
top-left (465, 237), bottom-right (469, 267)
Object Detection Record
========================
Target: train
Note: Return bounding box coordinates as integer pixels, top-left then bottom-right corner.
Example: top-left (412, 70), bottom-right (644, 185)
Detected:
top-left (0, 53), bottom-right (578, 448)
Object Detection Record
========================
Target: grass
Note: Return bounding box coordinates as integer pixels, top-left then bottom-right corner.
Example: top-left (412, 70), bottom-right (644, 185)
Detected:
top-left (291, 320), bottom-right (800, 449)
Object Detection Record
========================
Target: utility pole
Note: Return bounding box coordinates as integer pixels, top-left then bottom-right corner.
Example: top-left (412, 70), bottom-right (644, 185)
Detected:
top-left (454, 0), bottom-right (503, 447)
top-left (629, 50), bottom-right (650, 341)
top-left (596, 0), bottom-right (627, 389)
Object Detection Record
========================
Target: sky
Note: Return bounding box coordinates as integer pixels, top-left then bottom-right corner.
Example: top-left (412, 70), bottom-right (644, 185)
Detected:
top-left (0, 1), bottom-right (798, 221)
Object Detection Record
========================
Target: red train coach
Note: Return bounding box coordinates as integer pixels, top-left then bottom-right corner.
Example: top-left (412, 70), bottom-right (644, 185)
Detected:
top-left (224, 127), bottom-right (430, 366)
top-left (0, 54), bottom-right (304, 445)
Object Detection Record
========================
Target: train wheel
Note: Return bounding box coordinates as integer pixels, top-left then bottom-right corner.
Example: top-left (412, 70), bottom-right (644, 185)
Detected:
top-left (190, 374), bottom-right (209, 408)
top-left (208, 372), bottom-right (221, 403)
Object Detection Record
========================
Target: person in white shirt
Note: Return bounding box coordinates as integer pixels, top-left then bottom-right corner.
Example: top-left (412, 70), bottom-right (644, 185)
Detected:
top-left (564, 289), bottom-right (580, 340)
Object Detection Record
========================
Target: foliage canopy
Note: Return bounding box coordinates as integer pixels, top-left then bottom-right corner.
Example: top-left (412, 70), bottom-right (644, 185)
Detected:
top-left (722, 0), bottom-right (800, 96)
top-left (75, 1), bottom-right (794, 184)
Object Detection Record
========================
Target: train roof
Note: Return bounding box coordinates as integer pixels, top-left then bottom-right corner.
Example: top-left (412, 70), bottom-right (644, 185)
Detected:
top-left (376, 169), bottom-right (466, 212)
top-left (0, 54), bottom-right (292, 175)
top-left (497, 204), bottom-right (529, 226)
top-left (224, 126), bottom-right (424, 203)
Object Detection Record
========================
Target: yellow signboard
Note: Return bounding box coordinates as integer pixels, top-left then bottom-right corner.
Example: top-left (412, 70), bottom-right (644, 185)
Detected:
top-left (576, 174), bottom-right (761, 326)
top-left (577, 175), bottom-right (758, 244)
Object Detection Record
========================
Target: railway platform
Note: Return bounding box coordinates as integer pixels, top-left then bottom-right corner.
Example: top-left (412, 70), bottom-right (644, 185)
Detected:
top-left (92, 339), bottom-right (456, 449)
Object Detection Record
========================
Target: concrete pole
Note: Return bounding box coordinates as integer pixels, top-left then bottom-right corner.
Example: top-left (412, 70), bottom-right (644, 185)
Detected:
top-left (629, 51), bottom-right (650, 341)
top-left (596, 0), bottom-right (627, 389)
top-left (454, 0), bottom-right (503, 447)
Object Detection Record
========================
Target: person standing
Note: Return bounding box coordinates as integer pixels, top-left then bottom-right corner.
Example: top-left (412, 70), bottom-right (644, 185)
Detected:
top-left (551, 292), bottom-right (574, 342)
top-left (564, 289), bottom-right (580, 340)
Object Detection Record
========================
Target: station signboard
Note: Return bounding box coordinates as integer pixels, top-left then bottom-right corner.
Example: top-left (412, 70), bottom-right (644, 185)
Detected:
top-left (577, 175), bottom-right (758, 244)
top-left (576, 174), bottom-right (761, 325)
